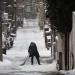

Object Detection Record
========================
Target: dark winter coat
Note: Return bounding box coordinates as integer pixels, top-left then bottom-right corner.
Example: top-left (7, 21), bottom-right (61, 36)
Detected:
top-left (28, 42), bottom-right (39, 57)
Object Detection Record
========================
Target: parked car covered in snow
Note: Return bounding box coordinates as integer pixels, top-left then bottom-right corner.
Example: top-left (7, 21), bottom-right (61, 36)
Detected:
top-left (44, 25), bottom-right (52, 50)
top-left (44, 25), bottom-right (51, 36)
top-left (45, 35), bottom-right (51, 50)
top-left (46, 35), bottom-right (51, 47)
top-left (10, 33), bottom-right (16, 37)
top-left (6, 36), bottom-right (14, 49)
top-left (2, 32), bottom-right (14, 50)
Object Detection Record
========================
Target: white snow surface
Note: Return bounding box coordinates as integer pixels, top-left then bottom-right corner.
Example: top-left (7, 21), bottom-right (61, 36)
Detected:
top-left (0, 18), bottom-right (57, 73)
top-left (68, 69), bottom-right (75, 75)
top-left (0, 57), bottom-right (12, 66)
top-left (60, 69), bottom-right (75, 75)
top-left (19, 60), bottom-right (57, 72)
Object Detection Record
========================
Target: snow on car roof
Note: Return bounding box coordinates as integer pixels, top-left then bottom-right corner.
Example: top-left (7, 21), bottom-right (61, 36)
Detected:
top-left (47, 36), bottom-right (51, 39)
top-left (45, 28), bottom-right (51, 33)
top-left (44, 25), bottom-right (49, 28)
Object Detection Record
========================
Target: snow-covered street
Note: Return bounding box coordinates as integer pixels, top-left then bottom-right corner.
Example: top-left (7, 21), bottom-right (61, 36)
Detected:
top-left (0, 19), bottom-right (64, 75)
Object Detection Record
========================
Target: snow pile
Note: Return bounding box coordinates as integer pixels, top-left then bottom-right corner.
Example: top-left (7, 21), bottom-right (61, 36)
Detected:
top-left (60, 69), bottom-right (75, 75)
top-left (65, 69), bottom-right (75, 75)
top-left (39, 51), bottom-right (51, 57)
top-left (0, 58), bottom-right (12, 66)
top-left (68, 69), bottom-right (75, 74)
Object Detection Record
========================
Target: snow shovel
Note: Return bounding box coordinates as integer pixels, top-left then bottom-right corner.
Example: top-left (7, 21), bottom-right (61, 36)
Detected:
top-left (20, 55), bottom-right (29, 66)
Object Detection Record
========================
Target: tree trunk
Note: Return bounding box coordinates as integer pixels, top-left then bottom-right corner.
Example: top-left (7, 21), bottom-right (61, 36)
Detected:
top-left (65, 32), bottom-right (69, 70)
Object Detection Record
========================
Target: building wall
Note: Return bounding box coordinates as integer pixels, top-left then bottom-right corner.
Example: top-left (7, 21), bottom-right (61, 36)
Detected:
top-left (37, 0), bottom-right (45, 29)
top-left (69, 30), bottom-right (73, 69)
top-left (69, 12), bottom-right (75, 69)
top-left (72, 12), bottom-right (75, 68)
top-left (56, 33), bottom-right (65, 70)
top-left (24, 0), bottom-right (37, 19)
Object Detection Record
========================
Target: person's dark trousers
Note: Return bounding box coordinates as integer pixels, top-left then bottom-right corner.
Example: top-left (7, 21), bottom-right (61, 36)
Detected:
top-left (35, 56), bottom-right (40, 65)
top-left (31, 56), bottom-right (40, 65)
top-left (10, 41), bottom-right (13, 47)
top-left (31, 56), bottom-right (34, 65)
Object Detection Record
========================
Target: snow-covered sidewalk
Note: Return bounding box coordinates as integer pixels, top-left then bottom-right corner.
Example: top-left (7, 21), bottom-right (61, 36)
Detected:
top-left (0, 19), bottom-right (57, 74)
top-left (19, 60), bottom-right (57, 72)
